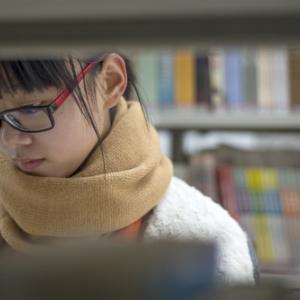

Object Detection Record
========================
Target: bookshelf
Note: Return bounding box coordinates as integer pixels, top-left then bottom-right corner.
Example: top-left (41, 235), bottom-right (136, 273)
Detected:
top-left (1, 0), bottom-right (300, 287)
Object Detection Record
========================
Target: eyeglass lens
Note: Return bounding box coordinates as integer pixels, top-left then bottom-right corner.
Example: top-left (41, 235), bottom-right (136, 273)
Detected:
top-left (3, 108), bottom-right (52, 131)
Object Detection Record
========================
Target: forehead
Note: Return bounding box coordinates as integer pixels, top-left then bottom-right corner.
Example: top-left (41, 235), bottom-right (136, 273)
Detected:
top-left (0, 88), bottom-right (59, 110)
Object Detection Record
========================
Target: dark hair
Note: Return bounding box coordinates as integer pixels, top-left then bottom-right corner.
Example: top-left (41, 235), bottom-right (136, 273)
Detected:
top-left (0, 54), bottom-right (146, 140)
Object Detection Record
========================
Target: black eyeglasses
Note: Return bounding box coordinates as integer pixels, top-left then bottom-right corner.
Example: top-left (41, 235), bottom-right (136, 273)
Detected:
top-left (0, 60), bottom-right (100, 133)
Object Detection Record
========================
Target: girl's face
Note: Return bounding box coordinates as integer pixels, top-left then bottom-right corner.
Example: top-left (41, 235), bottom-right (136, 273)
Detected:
top-left (0, 88), bottom-right (104, 177)
top-left (0, 54), bottom-right (127, 177)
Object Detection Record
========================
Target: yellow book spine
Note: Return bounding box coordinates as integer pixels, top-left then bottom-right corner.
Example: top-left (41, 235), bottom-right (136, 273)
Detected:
top-left (264, 168), bottom-right (279, 190)
top-left (174, 50), bottom-right (196, 106)
top-left (253, 215), bottom-right (273, 263)
top-left (246, 168), bottom-right (263, 192)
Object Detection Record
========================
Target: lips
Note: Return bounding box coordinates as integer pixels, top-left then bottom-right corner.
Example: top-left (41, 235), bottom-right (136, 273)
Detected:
top-left (14, 158), bottom-right (45, 172)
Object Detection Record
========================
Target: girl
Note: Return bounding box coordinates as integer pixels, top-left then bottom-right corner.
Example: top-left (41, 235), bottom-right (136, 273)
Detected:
top-left (0, 53), bottom-right (256, 284)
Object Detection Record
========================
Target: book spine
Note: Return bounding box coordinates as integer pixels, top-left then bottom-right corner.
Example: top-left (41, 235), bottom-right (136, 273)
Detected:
top-left (196, 53), bottom-right (211, 108)
top-left (253, 215), bottom-right (273, 263)
top-left (241, 48), bottom-right (257, 111)
top-left (208, 49), bottom-right (225, 111)
top-left (257, 47), bottom-right (273, 111)
top-left (174, 50), bottom-right (196, 107)
top-left (224, 49), bottom-right (244, 110)
top-left (218, 165), bottom-right (239, 219)
top-left (159, 51), bottom-right (174, 107)
top-left (271, 47), bottom-right (290, 113)
top-left (289, 49), bottom-right (300, 110)
top-left (136, 51), bottom-right (160, 108)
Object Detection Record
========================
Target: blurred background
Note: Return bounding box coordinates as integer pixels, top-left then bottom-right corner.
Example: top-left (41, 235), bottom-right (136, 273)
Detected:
top-left (1, 0), bottom-right (300, 292)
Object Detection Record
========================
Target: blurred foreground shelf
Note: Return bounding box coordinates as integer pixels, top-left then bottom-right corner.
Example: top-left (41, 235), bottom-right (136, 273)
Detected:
top-left (1, 0), bottom-right (300, 56)
top-left (262, 273), bottom-right (300, 289)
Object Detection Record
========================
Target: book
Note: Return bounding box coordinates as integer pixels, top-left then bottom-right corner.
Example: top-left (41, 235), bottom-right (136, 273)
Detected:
top-left (196, 52), bottom-right (211, 108)
top-left (271, 47), bottom-right (290, 113)
top-left (241, 48), bottom-right (257, 111)
top-left (285, 218), bottom-right (300, 263)
top-left (224, 48), bottom-right (244, 110)
top-left (256, 47), bottom-right (273, 111)
top-left (159, 50), bottom-right (174, 107)
top-left (187, 146), bottom-right (300, 271)
top-left (174, 50), bottom-right (196, 107)
top-left (253, 214), bottom-right (273, 263)
top-left (135, 51), bottom-right (160, 107)
top-left (188, 151), bottom-right (218, 202)
top-left (288, 49), bottom-right (300, 109)
top-left (268, 216), bottom-right (290, 263)
top-left (208, 49), bottom-right (225, 111)
top-left (217, 164), bottom-right (239, 219)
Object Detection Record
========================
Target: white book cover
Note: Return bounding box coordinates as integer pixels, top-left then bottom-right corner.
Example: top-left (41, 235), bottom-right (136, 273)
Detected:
top-left (209, 49), bottom-right (225, 111)
top-left (271, 47), bottom-right (290, 113)
top-left (269, 216), bottom-right (290, 263)
top-left (257, 47), bottom-right (273, 111)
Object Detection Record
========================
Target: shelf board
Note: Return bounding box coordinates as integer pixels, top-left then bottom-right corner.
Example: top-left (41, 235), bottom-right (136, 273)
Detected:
top-left (2, 0), bottom-right (300, 21)
top-left (261, 273), bottom-right (300, 289)
top-left (150, 108), bottom-right (300, 131)
top-left (1, 0), bottom-right (300, 56)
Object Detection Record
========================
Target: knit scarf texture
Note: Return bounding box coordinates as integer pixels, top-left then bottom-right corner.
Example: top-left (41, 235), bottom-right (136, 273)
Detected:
top-left (0, 99), bottom-right (173, 252)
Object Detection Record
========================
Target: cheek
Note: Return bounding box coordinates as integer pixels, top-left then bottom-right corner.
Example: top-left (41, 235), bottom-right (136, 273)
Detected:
top-left (36, 103), bottom-right (97, 159)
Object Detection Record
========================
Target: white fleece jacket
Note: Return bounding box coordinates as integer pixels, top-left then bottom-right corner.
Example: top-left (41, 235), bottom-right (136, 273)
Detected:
top-left (143, 177), bottom-right (255, 285)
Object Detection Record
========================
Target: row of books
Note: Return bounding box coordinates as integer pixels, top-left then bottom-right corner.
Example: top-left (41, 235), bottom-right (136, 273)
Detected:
top-left (218, 166), bottom-right (300, 217)
top-left (187, 146), bottom-right (300, 271)
top-left (239, 215), bottom-right (300, 269)
top-left (130, 47), bottom-right (300, 112)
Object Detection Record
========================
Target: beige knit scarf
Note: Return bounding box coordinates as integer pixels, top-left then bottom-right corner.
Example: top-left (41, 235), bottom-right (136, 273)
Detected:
top-left (0, 99), bottom-right (173, 252)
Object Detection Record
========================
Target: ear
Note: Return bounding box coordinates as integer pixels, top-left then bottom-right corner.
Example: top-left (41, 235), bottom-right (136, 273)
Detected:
top-left (99, 53), bottom-right (128, 109)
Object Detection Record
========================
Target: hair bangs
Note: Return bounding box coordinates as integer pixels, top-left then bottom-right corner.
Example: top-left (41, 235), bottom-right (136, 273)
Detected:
top-left (0, 60), bottom-right (78, 99)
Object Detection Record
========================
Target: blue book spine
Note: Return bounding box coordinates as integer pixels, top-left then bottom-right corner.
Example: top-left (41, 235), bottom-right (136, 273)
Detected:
top-left (272, 191), bottom-right (282, 215)
top-left (159, 51), bottom-right (174, 107)
top-left (224, 49), bottom-right (244, 110)
top-left (264, 191), bottom-right (282, 215)
top-left (264, 191), bottom-right (274, 214)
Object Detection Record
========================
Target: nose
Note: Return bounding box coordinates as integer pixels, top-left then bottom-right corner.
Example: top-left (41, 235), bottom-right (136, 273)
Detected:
top-left (0, 121), bottom-right (33, 149)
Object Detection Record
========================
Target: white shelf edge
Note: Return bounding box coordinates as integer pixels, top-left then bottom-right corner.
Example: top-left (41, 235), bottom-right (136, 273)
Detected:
top-left (149, 109), bottom-right (300, 130)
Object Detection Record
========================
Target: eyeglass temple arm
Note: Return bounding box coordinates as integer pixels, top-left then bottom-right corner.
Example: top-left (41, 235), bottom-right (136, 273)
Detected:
top-left (54, 61), bottom-right (98, 108)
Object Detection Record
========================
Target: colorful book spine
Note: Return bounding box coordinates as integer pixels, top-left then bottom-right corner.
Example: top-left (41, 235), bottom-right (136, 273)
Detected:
top-left (135, 51), bottom-right (160, 107)
top-left (224, 48), bottom-right (244, 110)
top-left (234, 167), bottom-right (250, 213)
top-left (288, 49), bottom-right (300, 109)
top-left (208, 49), bottom-right (225, 111)
top-left (132, 46), bottom-right (300, 112)
top-left (174, 50), bottom-right (196, 107)
top-left (189, 152), bottom-right (218, 202)
top-left (241, 48), bottom-right (257, 111)
top-left (268, 216), bottom-right (290, 263)
top-left (256, 47), bottom-right (273, 111)
top-left (159, 50), bottom-right (174, 107)
top-left (253, 215), bottom-right (273, 263)
top-left (271, 47), bottom-right (290, 113)
top-left (218, 165), bottom-right (239, 219)
top-left (245, 168), bottom-right (264, 213)
top-left (285, 219), bottom-right (300, 263)
top-left (196, 53), bottom-right (211, 108)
